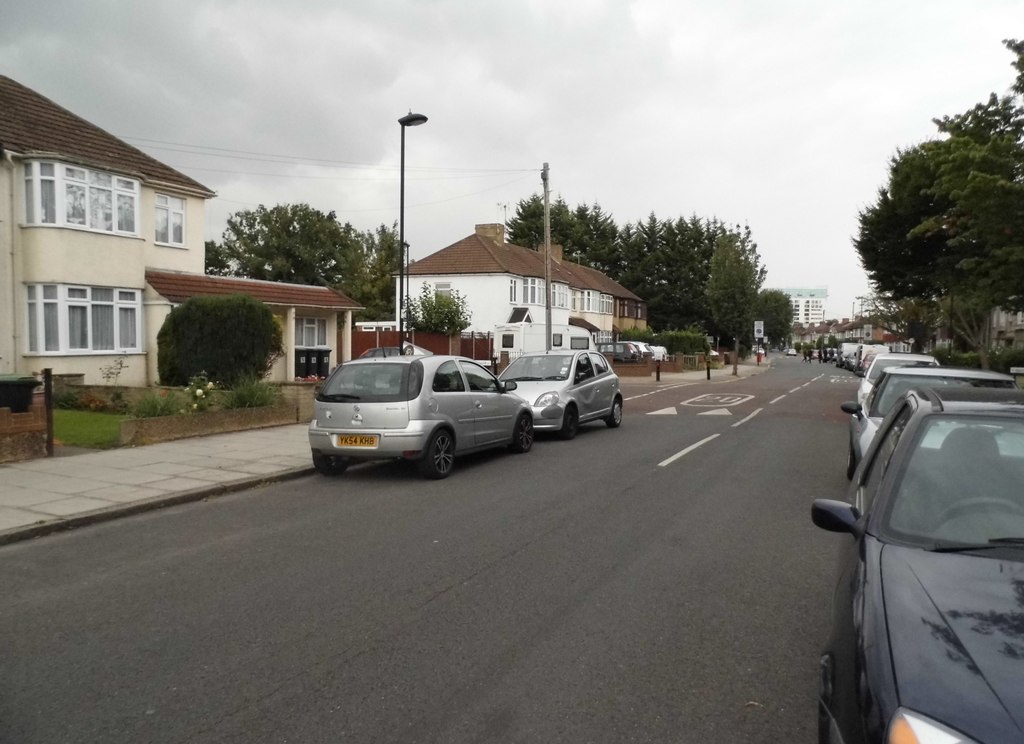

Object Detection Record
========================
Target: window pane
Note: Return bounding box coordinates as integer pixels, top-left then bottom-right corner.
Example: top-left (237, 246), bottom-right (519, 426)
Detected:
top-left (68, 306), bottom-right (88, 349)
top-left (43, 303), bottom-right (59, 351)
top-left (119, 307), bottom-right (137, 348)
top-left (41, 180), bottom-right (56, 223)
top-left (66, 183), bottom-right (86, 224)
top-left (68, 287), bottom-right (88, 299)
top-left (43, 285), bottom-right (58, 300)
top-left (90, 187), bottom-right (112, 231)
top-left (155, 208), bottom-right (168, 243)
top-left (92, 288), bottom-right (114, 302)
top-left (27, 299), bottom-right (38, 352)
top-left (90, 172), bottom-right (111, 188)
top-left (117, 194), bottom-right (135, 233)
top-left (92, 304), bottom-right (114, 350)
top-left (118, 290), bottom-right (136, 302)
top-left (24, 173), bottom-right (34, 223)
top-left (171, 212), bottom-right (183, 244)
top-left (316, 319), bottom-right (327, 346)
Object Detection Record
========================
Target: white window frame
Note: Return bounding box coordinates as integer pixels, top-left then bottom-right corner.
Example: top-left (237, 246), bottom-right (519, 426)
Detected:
top-left (600, 293), bottom-right (613, 315)
top-left (434, 282), bottom-right (451, 298)
top-left (509, 279), bottom-right (518, 303)
top-left (295, 317), bottom-right (328, 347)
top-left (551, 283), bottom-right (569, 309)
top-left (23, 160), bottom-right (139, 237)
top-left (25, 284), bottom-right (142, 354)
top-left (523, 277), bottom-right (545, 305)
top-left (155, 193), bottom-right (186, 247)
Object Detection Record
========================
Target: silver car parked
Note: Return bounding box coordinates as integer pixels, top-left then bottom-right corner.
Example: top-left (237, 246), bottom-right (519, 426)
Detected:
top-left (308, 355), bottom-right (534, 479)
top-left (498, 350), bottom-right (623, 439)
top-left (841, 365), bottom-right (1017, 479)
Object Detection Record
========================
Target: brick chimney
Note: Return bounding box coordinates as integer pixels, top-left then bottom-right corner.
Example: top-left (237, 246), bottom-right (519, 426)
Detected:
top-left (475, 223), bottom-right (505, 244)
top-left (549, 244), bottom-right (564, 263)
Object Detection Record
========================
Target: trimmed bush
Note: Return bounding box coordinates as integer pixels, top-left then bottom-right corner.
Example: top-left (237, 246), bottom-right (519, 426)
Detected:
top-left (157, 294), bottom-right (282, 387)
top-left (132, 390), bottom-right (185, 418)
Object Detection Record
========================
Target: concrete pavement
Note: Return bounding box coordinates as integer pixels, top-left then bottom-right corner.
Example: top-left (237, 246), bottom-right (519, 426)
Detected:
top-left (0, 360), bottom-right (769, 546)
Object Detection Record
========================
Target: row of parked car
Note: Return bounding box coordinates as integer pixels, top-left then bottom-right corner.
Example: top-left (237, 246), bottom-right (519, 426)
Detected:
top-left (814, 352), bottom-right (1024, 742)
top-left (308, 350), bottom-right (623, 479)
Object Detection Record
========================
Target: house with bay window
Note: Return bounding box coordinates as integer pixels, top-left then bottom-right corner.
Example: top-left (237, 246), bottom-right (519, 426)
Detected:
top-left (404, 223), bottom-right (646, 342)
top-left (0, 75), bottom-right (360, 386)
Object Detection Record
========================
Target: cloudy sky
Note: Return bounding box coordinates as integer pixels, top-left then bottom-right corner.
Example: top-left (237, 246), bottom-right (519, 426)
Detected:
top-left (3, 1), bottom-right (1020, 320)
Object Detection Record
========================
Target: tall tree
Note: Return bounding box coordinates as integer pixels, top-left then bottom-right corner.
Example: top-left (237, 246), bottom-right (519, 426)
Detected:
top-left (706, 229), bottom-right (765, 373)
top-left (754, 289), bottom-right (794, 349)
top-left (854, 39), bottom-right (1024, 366)
top-left (337, 223), bottom-right (400, 322)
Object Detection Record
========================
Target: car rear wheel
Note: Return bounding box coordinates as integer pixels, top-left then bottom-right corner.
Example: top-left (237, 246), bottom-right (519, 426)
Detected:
top-left (509, 413), bottom-right (534, 453)
top-left (419, 428), bottom-right (455, 479)
top-left (605, 397), bottom-right (623, 428)
top-left (312, 453), bottom-right (349, 475)
top-left (558, 406), bottom-right (579, 440)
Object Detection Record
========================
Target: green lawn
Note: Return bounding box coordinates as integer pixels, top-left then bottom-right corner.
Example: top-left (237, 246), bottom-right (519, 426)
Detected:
top-left (53, 409), bottom-right (126, 449)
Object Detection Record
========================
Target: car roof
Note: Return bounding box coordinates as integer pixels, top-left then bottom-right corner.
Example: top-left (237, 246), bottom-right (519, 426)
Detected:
top-left (869, 352), bottom-right (936, 363)
top-left (915, 385), bottom-right (1024, 413)
top-left (880, 365), bottom-right (1014, 381)
top-left (344, 354), bottom-right (471, 369)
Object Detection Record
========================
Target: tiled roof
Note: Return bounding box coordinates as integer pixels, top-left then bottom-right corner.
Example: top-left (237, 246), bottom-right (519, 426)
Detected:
top-left (0, 75), bottom-right (214, 197)
top-left (145, 270), bottom-right (363, 310)
top-left (409, 232), bottom-right (643, 300)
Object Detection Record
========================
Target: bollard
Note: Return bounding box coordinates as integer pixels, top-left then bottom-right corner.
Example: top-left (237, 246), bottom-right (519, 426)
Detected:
top-left (656, 360), bottom-right (661, 382)
top-left (706, 357), bottom-right (711, 381)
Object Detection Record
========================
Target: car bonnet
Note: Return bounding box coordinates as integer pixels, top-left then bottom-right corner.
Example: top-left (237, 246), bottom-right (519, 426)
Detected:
top-left (881, 544), bottom-right (1024, 740)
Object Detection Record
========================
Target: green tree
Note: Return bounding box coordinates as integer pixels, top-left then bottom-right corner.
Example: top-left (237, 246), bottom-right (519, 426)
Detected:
top-left (208, 204), bottom-right (361, 286)
top-left (854, 39), bottom-right (1024, 367)
top-left (407, 283), bottom-right (472, 335)
top-left (706, 229), bottom-right (765, 373)
top-left (337, 223), bottom-right (400, 322)
top-left (754, 289), bottom-right (794, 349)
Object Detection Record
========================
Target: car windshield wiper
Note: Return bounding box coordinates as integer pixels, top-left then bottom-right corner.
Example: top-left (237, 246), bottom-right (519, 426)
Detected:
top-left (507, 376), bottom-right (542, 381)
top-left (318, 392), bottom-right (360, 401)
top-left (931, 537), bottom-right (1024, 553)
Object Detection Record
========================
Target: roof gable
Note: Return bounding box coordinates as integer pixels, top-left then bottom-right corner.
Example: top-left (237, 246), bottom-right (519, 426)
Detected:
top-left (0, 75), bottom-right (214, 197)
top-left (145, 270), bottom-right (362, 310)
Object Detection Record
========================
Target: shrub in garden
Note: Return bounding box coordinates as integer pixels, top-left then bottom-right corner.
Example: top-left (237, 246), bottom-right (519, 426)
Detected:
top-left (131, 390), bottom-right (184, 418)
top-left (157, 294), bottom-right (282, 387)
top-left (222, 377), bottom-right (281, 409)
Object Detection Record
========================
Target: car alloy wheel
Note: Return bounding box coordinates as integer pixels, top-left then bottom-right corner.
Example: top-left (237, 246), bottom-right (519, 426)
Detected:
top-left (509, 413), bottom-right (534, 453)
top-left (558, 406), bottom-right (579, 440)
top-left (419, 428), bottom-right (455, 479)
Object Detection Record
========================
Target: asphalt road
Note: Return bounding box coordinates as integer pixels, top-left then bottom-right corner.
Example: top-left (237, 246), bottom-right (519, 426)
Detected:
top-left (0, 357), bottom-right (859, 743)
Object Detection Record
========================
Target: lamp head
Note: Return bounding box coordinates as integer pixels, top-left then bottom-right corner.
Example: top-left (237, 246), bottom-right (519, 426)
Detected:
top-left (399, 112), bottom-right (428, 127)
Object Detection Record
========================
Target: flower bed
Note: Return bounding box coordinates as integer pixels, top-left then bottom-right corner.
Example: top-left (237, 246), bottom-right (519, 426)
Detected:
top-left (120, 404), bottom-right (298, 447)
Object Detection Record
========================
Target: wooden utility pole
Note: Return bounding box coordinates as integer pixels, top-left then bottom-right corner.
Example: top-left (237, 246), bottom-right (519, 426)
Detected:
top-left (542, 162), bottom-right (552, 351)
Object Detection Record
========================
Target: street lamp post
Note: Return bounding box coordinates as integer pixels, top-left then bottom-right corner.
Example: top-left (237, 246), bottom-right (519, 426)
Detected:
top-left (398, 111), bottom-right (428, 348)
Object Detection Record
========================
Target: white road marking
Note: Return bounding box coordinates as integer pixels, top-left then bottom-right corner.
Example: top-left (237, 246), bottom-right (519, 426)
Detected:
top-left (658, 434), bottom-right (720, 467)
top-left (731, 408), bottom-right (763, 428)
top-left (648, 407), bottom-right (678, 415)
top-left (698, 408), bottom-right (733, 416)
top-left (788, 387), bottom-right (801, 394)
top-left (770, 395), bottom-right (786, 404)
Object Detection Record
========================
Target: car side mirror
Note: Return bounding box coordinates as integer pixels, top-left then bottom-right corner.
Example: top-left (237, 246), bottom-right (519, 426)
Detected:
top-left (502, 380), bottom-right (518, 392)
top-left (811, 499), bottom-right (861, 535)
top-left (840, 401), bottom-right (863, 419)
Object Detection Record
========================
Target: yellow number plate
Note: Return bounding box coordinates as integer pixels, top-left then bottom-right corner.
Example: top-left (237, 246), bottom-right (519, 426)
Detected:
top-left (336, 434), bottom-right (379, 448)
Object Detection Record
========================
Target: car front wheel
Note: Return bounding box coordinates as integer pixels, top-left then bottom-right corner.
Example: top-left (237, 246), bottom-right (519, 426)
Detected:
top-left (509, 413), bottom-right (534, 453)
top-left (419, 429), bottom-right (455, 479)
top-left (605, 397), bottom-right (623, 428)
top-left (558, 406), bottom-right (579, 440)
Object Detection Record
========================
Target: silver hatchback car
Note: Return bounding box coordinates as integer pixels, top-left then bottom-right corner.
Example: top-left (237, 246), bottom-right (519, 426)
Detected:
top-left (498, 350), bottom-right (623, 439)
top-left (308, 355), bottom-right (534, 479)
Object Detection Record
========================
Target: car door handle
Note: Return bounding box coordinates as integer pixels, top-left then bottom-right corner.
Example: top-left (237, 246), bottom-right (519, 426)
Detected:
top-left (474, 401), bottom-right (483, 408)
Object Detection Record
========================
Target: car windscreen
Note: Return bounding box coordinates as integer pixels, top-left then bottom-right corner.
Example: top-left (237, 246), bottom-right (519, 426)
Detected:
top-left (501, 354), bottom-right (574, 382)
top-left (882, 415), bottom-right (1024, 546)
top-left (316, 361), bottom-right (421, 402)
top-left (871, 375), bottom-right (1017, 418)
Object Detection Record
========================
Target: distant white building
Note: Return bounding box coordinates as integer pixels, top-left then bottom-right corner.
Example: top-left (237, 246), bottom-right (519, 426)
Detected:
top-left (774, 287), bottom-right (828, 326)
